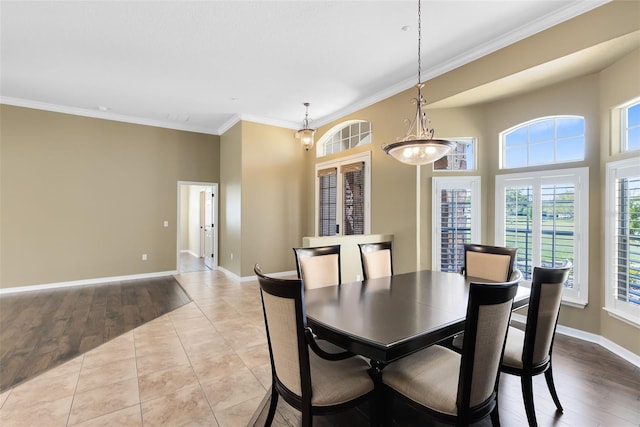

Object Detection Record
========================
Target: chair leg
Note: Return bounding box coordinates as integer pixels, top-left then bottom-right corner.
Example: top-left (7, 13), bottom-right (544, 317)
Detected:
top-left (383, 388), bottom-right (394, 427)
top-left (490, 403), bottom-right (501, 427)
top-left (544, 364), bottom-right (564, 413)
top-left (300, 401), bottom-right (313, 427)
top-left (521, 375), bottom-right (538, 427)
top-left (368, 389), bottom-right (383, 426)
top-left (301, 409), bottom-right (313, 427)
top-left (265, 386), bottom-right (278, 427)
top-left (491, 391), bottom-right (501, 427)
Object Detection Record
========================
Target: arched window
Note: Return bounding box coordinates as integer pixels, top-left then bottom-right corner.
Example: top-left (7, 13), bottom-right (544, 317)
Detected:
top-left (500, 116), bottom-right (585, 169)
top-left (622, 100), bottom-right (640, 152)
top-left (316, 120), bottom-right (372, 157)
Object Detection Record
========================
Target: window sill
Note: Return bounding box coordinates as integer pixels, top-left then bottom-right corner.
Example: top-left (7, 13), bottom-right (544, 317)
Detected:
top-left (561, 299), bottom-right (587, 309)
top-left (603, 307), bottom-right (640, 329)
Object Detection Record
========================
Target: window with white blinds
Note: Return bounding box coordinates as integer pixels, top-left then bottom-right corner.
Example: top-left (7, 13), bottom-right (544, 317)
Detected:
top-left (342, 162), bottom-right (365, 235)
top-left (318, 168), bottom-right (337, 237)
top-left (315, 152), bottom-right (370, 237)
top-left (432, 177), bottom-right (480, 273)
top-left (496, 167), bottom-right (589, 307)
top-left (605, 158), bottom-right (640, 325)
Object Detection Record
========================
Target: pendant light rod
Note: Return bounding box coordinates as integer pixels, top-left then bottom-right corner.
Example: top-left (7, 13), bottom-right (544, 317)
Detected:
top-left (381, 0), bottom-right (455, 166)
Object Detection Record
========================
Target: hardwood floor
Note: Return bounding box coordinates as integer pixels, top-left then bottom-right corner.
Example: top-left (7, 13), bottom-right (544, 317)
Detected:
top-left (0, 270), bottom-right (638, 426)
top-left (0, 276), bottom-right (190, 392)
top-left (251, 332), bottom-right (640, 426)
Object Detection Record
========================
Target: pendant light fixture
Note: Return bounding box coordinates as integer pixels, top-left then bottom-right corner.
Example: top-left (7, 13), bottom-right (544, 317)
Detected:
top-left (295, 102), bottom-right (316, 151)
top-left (382, 0), bottom-right (455, 165)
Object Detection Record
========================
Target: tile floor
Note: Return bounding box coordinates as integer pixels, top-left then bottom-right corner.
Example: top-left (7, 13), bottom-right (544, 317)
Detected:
top-left (0, 270), bottom-right (272, 426)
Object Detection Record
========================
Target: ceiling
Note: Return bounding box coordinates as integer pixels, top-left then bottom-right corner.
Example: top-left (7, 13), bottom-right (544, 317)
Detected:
top-left (0, 1), bottom-right (613, 135)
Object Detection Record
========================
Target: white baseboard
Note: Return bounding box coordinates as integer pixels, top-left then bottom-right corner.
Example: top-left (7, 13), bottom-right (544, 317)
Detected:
top-left (217, 266), bottom-right (297, 282)
top-left (180, 250), bottom-right (199, 258)
top-left (511, 313), bottom-right (640, 368)
top-left (0, 271), bottom-right (179, 295)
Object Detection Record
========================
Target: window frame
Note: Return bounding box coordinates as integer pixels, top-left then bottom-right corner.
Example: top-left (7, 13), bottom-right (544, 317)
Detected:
top-left (316, 120), bottom-right (372, 158)
top-left (495, 167), bottom-right (589, 308)
top-left (431, 176), bottom-right (481, 273)
top-left (314, 151), bottom-right (371, 237)
top-left (432, 137), bottom-right (477, 172)
top-left (499, 116), bottom-right (586, 169)
top-left (621, 99), bottom-right (640, 153)
top-left (604, 157), bottom-right (640, 327)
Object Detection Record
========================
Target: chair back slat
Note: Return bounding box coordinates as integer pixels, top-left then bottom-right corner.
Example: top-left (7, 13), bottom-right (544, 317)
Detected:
top-left (293, 245), bottom-right (341, 290)
top-left (261, 291), bottom-right (303, 395)
top-left (463, 243), bottom-right (517, 282)
top-left (358, 241), bottom-right (393, 280)
top-left (524, 264), bottom-right (572, 366)
top-left (466, 252), bottom-right (512, 282)
top-left (457, 278), bottom-right (519, 413)
top-left (363, 249), bottom-right (392, 280)
top-left (255, 265), bottom-right (311, 401)
top-left (299, 254), bottom-right (340, 289)
top-left (469, 300), bottom-right (514, 406)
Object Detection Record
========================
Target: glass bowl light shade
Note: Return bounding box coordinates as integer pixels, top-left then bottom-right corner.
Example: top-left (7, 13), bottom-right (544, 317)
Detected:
top-left (383, 138), bottom-right (455, 166)
top-left (296, 128), bottom-right (315, 151)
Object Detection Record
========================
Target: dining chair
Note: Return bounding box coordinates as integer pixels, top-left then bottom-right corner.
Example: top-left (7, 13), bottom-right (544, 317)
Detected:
top-left (293, 244), bottom-right (341, 290)
top-left (254, 264), bottom-right (376, 427)
top-left (462, 243), bottom-right (517, 282)
top-left (381, 276), bottom-right (520, 426)
top-left (358, 241), bottom-right (393, 280)
top-left (501, 262), bottom-right (572, 427)
top-left (451, 268), bottom-right (523, 351)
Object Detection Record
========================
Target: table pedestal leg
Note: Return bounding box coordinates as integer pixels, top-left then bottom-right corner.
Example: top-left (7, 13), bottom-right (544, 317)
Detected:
top-left (367, 360), bottom-right (387, 426)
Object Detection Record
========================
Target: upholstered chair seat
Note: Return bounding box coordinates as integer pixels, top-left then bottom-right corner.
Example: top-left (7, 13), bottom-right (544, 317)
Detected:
top-left (501, 327), bottom-right (526, 369)
top-left (382, 345), bottom-right (460, 415)
top-left (382, 278), bottom-right (520, 426)
top-left (308, 351), bottom-right (374, 406)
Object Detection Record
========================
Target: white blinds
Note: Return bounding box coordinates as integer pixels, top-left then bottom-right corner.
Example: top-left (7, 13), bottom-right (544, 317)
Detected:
top-left (615, 175), bottom-right (640, 305)
top-left (439, 188), bottom-right (472, 272)
top-left (318, 167), bottom-right (337, 237)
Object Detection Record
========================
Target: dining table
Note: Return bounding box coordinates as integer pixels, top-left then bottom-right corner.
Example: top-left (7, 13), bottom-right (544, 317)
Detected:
top-left (304, 269), bottom-right (530, 369)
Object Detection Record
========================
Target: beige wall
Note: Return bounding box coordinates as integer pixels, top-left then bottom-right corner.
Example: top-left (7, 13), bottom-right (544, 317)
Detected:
top-left (219, 121), bottom-right (307, 277)
top-left (240, 121), bottom-right (306, 277)
top-left (0, 105), bottom-right (219, 288)
top-left (219, 122), bottom-right (242, 275)
top-left (598, 48), bottom-right (640, 354)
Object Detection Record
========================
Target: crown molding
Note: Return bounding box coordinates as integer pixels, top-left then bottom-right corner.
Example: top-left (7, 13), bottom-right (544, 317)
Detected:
top-left (0, 96), bottom-right (219, 135)
top-left (314, 0), bottom-right (611, 128)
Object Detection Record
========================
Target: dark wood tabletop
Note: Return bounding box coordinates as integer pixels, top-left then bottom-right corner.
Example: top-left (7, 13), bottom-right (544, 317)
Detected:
top-left (304, 270), bottom-right (530, 364)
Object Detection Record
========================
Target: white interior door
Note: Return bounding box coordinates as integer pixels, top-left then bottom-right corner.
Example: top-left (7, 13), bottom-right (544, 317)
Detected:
top-left (203, 188), bottom-right (214, 269)
top-left (178, 181), bottom-right (218, 272)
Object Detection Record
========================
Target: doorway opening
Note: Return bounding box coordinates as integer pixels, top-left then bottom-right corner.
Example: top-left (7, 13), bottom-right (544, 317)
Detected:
top-left (177, 182), bottom-right (218, 273)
